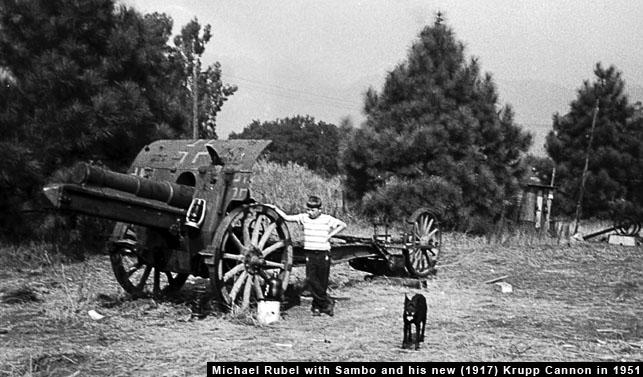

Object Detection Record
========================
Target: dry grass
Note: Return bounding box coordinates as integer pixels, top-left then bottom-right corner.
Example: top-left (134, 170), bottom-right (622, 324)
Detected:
top-left (1, 229), bottom-right (643, 376)
top-left (2, 162), bottom-right (641, 374)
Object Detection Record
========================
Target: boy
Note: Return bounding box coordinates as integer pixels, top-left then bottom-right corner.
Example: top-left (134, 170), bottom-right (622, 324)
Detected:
top-left (271, 195), bottom-right (346, 316)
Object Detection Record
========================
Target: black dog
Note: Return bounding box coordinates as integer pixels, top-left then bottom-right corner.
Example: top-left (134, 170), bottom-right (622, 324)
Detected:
top-left (403, 293), bottom-right (427, 350)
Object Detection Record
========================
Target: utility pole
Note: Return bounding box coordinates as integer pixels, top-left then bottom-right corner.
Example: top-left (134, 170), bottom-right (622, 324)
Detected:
top-left (192, 62), bottom-right (199, 139)
top-left (573, 99), bottom-right (600, 235)
top-left (545, 167), bottom-right (556, 232)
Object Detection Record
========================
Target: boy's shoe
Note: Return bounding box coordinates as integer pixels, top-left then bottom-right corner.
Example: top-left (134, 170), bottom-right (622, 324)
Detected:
top-left (321, 301), bottom-right (334, 317)
top-left (312, 308), bottom-right (321, 316)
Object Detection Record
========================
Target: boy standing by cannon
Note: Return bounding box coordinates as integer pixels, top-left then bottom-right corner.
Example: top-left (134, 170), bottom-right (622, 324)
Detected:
top-left (271, 195), bottom-right (346, 316)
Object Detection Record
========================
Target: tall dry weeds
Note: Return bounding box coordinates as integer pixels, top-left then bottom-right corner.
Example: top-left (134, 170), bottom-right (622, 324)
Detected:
top-left (251, 159), bottom-right (344, 215)
top-left (251, 160), bottom-right (376, 238)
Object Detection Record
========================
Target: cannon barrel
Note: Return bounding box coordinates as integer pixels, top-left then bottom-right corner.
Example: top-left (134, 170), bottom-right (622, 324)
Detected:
top-left (71, 162), bottom-right (195, 209)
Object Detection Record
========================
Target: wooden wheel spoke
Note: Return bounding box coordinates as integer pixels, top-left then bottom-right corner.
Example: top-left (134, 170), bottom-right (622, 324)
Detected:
top-left (261, 240), bottom-right (285, 257)
top-left (223, 253), bottom-right (245, 262)
top-left (136, 265), bottom-right (152, 290)
top-left (164, 272), bottom-right (175, 285)
top-left (241, 276), bottom-right (253, 310)
top-left (412, 251), bottom-right (425, 270)
top-left (251, 214), bottom-right (264, 246)
top-left (264, 260), bottom-right (285, 269)
top-left (258, 222), bottom-right (277, 249)
top-left (420, 249), bottom-right (430, 264)
top-left (253, 276), bottom-right (264, 300)
top-left (412, 255), bottom-right (421, 270)
top-left (153, 269), bottom-right (161, 293)
top-left (425, 218), bottom-right (434, 232)
top-left (421, 216), bottom-right (429, 232)
top-left (223, 263), bottom-right (245, 282)
top-left (229, 271), bottom-right (247, 304)
top-left (417, 217), bottom-right (432, 235)
top-left (280, 268), bottom-right (291, 291)
top-left (426, 246), bottom-right (437, 257)
top-left (228, 232), bottom-right (244, 252)
top-left (409, 247), bottom-right (430, 270)
top-left (242, 216), bottom-right (251, 245)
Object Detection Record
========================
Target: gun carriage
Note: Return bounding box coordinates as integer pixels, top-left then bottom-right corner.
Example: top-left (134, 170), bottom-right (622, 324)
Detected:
top-left (43, 139), bottom-right (441, 312)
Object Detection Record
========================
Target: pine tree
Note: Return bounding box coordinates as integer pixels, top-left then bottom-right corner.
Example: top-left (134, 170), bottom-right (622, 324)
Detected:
top-left (341, 15), bottom-right (532, 230)
top-left (546, 63), bottom-right (643, 218)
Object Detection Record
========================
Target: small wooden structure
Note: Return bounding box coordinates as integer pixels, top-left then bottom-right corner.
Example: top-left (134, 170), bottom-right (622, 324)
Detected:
top-left (518, 177), bottom-right (556, 231)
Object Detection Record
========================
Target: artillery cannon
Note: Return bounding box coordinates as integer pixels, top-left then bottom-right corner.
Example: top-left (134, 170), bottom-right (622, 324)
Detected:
top-left (43, 139), bottom-right (442, 312)
top-left (44, 139), bottom-right (294, 311)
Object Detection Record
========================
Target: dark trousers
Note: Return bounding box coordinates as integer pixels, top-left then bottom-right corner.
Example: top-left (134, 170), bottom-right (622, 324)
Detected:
top-left (305, 251), bottom-right (332, 311)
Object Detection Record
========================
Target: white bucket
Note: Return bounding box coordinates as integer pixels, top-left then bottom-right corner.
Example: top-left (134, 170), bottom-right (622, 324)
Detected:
top-left (257, 300), bottom-right (280, 325)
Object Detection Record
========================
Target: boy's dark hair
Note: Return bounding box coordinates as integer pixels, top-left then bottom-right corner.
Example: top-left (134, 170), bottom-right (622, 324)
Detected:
top-left (306, 195), bottom-right (322, 209)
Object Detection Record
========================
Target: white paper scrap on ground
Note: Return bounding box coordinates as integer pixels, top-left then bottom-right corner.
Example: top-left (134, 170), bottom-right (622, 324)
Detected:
top-left (495, 282), bottom-right (513, 293)
top-left (88, 309), bottom-right (105, 320)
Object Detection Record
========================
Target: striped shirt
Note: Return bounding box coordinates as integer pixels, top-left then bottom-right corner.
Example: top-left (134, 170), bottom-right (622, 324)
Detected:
top-left (295, 213), bottom-right (344, 251)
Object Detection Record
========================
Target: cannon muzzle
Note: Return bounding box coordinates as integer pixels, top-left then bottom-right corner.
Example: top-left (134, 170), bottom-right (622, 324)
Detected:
top-left (71, 162), bottom-right (195, 209)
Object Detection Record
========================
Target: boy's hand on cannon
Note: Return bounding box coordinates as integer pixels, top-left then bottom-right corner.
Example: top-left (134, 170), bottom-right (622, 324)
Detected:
top-left (265, 204), bottom-right (289, 219)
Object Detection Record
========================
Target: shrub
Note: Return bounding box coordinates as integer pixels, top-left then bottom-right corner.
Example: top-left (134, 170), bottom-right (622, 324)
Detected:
top-left (361, 176), bottom-right (463, 229)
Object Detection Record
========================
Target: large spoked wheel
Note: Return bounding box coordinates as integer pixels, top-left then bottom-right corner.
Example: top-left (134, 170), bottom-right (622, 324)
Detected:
top-left (209, 204), bottom-right (293, 312)
top-left (614, 216), bottom-right (641, 236)
top-left (109, 222), bottom-right (189, 297)
top-left (403, 208), bottom-right (441, 278)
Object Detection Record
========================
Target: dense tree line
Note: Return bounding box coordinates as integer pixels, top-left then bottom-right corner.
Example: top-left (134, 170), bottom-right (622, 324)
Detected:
top-left (230, 115), bottom-right (350, 176)
top-left (0, 0), bottom-right (234, 239)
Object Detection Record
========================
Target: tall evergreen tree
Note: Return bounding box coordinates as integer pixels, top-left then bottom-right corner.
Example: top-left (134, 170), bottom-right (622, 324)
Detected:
top-left (341, 15), bottom-right (532, 230)
top-left (545, 63), bottom-right (643, 218)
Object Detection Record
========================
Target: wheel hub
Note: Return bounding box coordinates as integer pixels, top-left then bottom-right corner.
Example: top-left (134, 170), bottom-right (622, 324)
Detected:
top-left (243, 246), bottom-right (264, 275)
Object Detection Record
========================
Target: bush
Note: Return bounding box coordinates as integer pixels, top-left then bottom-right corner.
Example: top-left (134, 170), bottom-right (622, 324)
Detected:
top-left (361, 176), bottom-right (463, 229)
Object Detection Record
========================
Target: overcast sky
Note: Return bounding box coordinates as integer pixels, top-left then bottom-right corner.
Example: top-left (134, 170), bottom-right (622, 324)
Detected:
top-left (120, 0), bottom-right (643, 140)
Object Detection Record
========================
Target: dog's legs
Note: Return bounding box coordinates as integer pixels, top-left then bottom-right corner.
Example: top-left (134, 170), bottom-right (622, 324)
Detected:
top-left (420, 319), bottom-right (426, 342)
top-left (414, 322), bottom-right (421, 350)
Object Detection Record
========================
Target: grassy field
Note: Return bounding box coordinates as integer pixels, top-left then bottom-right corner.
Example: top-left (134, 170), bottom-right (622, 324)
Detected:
top-left (1, 228), bottom-right (642, 376)
top-left (2, 161), bottom-right (642, 375)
